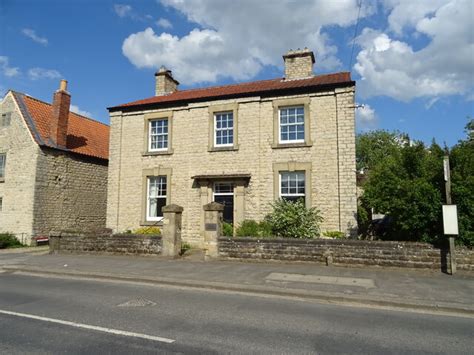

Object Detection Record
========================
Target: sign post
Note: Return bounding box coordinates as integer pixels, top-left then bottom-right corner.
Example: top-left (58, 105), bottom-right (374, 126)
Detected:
top-left (443, 155), bottom-right (457, 275)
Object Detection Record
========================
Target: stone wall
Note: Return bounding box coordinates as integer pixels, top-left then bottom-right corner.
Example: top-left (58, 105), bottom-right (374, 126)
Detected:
top-left (218, 238), bottom-right (474, 272)
top-left (50, 231), bottom-right (162, 255)
top-left (33, 148), bottom-right (108, 236)
top-left (0, 93), bottom-right (40, 242)
top-left (107, 86), bottom-right (357, 247)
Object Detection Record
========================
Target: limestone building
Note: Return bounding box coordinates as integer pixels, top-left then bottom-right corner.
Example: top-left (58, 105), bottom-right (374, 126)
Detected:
top-left (107, 49), bottom-right (357, 245)
top-left (0, 80), bottom-right (109, 244)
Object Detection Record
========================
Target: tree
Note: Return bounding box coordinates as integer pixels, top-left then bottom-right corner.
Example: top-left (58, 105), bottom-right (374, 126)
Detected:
top-left (449, 118), bottom-right (474, 247)
top-left (357, 124), bottom-right (473, 247)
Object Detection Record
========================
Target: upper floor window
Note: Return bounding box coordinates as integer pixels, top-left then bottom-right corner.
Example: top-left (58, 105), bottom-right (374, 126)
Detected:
top-left (149, 119), bottom-right (168, 151)
top-left (215, 112), bottom-right (234, 147)
top-left (0, 154), bottom-right (6, 179)
top-left (279, 106), bottom-right (304, 143)
top-left (0, 197), bottom-right (2, 211)
top-left (1, 112), bottom-right (11, 127)
top-left (280, 171), bottom-right (305, 204)
top-left (147, 176), bottom-right (167, 221)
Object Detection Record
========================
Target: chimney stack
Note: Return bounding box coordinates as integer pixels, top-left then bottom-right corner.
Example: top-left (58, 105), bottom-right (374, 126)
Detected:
top-left (50, 79), bottom-right (71, 148)
top-left (283, 48), bottom-right (315, 80)
top-left (155, 66), bottom-right (179, 96)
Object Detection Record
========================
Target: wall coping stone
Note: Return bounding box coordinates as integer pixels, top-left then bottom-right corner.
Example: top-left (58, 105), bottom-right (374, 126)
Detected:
top-left (218, 237), bottom-right (449, 249)
top-left (162, 204), bottom-right (184, 213)
top-left (204, 202), bottom-right (225, 211)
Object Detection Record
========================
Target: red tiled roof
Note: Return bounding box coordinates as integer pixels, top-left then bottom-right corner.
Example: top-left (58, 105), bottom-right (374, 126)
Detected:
top-left (110, 72), bottom-right (353, 110)
top-left (13, 92), bottom-right (109, 160)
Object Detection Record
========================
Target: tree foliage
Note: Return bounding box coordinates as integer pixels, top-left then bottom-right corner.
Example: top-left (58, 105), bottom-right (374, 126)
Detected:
top-left (357, 119), bottom-right (474, 247)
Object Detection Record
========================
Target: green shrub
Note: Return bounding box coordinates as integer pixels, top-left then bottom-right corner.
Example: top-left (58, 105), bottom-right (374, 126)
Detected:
top-left (265, 199), bottom-right (323, 239)
top-left (323, 231), bottom-right (346, 239)
top-left (132, 227), bottom-right (161, 235)
top-left (236, 220), bottom-right (273, 237)
top-left (180, 242), bottom-right (192, 255)
top-left (222, 222), bottom-right (234, 237)
top-left (0, 233), bottom-right (23, 249)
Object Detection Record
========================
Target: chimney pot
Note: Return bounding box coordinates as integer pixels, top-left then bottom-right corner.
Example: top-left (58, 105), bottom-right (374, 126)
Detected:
top-left (283, 48), bottom-right (315, 80)
top-left (59, 79), bottom-right (68, 92)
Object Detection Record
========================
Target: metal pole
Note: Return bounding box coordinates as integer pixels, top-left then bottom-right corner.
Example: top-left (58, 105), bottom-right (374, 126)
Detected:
top-left (444, 155), bottom-right (456, 275)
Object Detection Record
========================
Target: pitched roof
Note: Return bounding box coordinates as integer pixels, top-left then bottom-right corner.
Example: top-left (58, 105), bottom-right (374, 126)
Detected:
top-left (110, 72), bottom-right (353, 111)
top-left (12, 91), bottom-right (109, 160)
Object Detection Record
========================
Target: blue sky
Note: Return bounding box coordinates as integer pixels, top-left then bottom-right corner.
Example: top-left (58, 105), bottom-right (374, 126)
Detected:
top-left (1, 0), bottom-right (472, 146)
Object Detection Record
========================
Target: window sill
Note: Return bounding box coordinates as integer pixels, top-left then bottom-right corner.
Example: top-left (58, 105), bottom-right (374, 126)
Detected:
top-left (140, 220), bottom-right (164, 226)
top-left (0, 178), bottom-right (4, 183)
top-left (271, 142), bottom-right (313, 149)
top-left (142, 149), bottom-right (174, 156)
top-left (208, 146), bottom-right (239, 152)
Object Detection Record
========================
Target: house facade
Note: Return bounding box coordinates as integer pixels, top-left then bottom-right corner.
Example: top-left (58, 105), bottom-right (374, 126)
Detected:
top-left (107, 49), bottom-right (357, 246)
top-left (0, 80), bottom-right (109, 244)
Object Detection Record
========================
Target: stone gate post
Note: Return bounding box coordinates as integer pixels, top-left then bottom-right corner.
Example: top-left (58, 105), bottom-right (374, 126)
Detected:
top-left (161, 204), bottom-right (184, 257)
top-left (203, 202), bottom-right (224, 259)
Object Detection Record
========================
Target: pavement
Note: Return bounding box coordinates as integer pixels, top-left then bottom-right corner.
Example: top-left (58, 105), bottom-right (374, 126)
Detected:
top-left (1, 247), bottom-right (473, 317)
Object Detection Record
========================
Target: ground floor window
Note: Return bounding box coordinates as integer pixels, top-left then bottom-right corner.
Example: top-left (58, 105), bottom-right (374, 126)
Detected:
top-left (147, 176), bottom-right (167, 221)
top-left (213, 182), bottom-right (234, 224)
top-left (280, 171), bottom-right (305, 204)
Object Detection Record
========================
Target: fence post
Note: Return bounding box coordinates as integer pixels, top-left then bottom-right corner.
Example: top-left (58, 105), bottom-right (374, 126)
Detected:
top-left (203, 202), bottom-right (224, 259)
top-left (161, 204), bottom-right (184, 257)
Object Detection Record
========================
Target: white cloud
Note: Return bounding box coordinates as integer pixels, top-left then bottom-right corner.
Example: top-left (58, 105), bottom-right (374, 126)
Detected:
top-left (354, 0), bottom-right (474, 101)
top-left (122, 0), bottom-right (374, 85)
top-left (70, 104), bottom-right (92, 118)
top-left (0, 56), bottom-right (20, 77)
top-left (114, 4), bottom-right (132, 18)
top-left (28, 68), bottom-right (62, 80)
top-left (156, 18), bottom-right (172, 29)
top-left (356, 104), bottom-right (377, 129)
top-left (21, 28), bottom-right (48, 46)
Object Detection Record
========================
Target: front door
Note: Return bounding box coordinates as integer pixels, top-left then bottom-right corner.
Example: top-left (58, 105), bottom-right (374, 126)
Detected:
top-left (213, 182), bottom-right (234, 224)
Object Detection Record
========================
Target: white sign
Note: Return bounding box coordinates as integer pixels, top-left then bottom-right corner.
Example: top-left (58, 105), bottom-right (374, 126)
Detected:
top-left (442, 205), bottom-right (458, 235)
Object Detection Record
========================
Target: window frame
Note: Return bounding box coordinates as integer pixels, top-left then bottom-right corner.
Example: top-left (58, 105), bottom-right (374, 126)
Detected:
top-left (272, 97), bottom-right (312, 148)
top-left (273, 162), bottom-right (312, 208)
top-left (148, 118), bottom-right (169, 152)
top-left (278, 106), bottom-right (305, 144)
top-left (279, 171), bottom-right (306, 203)
top-left (214, 111), bottom-right (234, 148)
top-left (146, 176), bottom-right (167, 222)
top-left (0, 153), bottom-right (6, 181)
top-left (141, 167), bottom-right (172, 225)
top-left (143, 111), bottom-right (174, 155)
top-left (208, 103), bottom-right (239, 151)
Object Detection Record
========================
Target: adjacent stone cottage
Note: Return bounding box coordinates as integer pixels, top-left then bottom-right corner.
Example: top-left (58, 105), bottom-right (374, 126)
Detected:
top-left (0, 81), bottom-right (109, 244)
top-left (107, 49), bottom-right (357, 246)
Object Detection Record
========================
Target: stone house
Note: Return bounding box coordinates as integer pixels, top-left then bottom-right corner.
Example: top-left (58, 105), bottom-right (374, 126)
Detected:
top-left (0, 80), bottom-right (109, 244)
top-left (107, 49), bottom-right (357, 246)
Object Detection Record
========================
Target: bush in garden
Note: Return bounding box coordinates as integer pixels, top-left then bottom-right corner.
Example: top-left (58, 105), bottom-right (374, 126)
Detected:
top-left (265, 199), bottom-right (323, 239)
top-left (222, 222), bottom-right (234, 237)
top-left (132, 227), bottom-right (162, 235)
top-left (235, 220), bottom-right (273, 237)
top-left (0, 233), bottom-right (23, 249)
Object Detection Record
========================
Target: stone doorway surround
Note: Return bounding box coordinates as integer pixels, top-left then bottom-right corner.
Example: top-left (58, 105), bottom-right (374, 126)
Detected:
top-left (192, 174), bottom-right (250, 237)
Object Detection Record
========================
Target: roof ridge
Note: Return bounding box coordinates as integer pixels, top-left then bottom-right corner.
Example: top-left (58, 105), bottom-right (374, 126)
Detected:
top-left (156, 72), bottom-right (348, 97)
top-left (14, 90), bottom-right (109, 127)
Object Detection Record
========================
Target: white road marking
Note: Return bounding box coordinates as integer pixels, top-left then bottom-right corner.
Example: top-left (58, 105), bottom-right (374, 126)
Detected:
top-left (0, 309), bottom-right (175, 344)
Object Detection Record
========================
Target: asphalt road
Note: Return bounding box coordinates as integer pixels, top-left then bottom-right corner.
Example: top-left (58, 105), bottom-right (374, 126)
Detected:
top-left (0, 272), bottom-right (472, 354)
